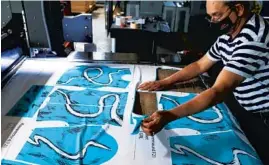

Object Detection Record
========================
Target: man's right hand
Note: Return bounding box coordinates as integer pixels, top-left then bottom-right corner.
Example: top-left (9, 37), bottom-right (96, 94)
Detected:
top-left (138, 80), bottom-right (168, 91)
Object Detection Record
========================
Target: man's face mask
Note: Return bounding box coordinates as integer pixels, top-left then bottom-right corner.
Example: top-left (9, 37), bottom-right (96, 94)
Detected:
top-left (213, 14), bottom-right (235, 34)
top-left (208, 7), bottom-right (239, 35)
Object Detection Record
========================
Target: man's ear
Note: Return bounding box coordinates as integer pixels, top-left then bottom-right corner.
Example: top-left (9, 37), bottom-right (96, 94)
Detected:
top-left (234, 4), bottom-right (244, 17)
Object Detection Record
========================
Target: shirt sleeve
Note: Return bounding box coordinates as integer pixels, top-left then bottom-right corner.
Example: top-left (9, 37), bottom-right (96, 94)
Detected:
top-left (224, 42), bottom-right (269, 78)
top-left (206, 37), bottom-right (221, 62)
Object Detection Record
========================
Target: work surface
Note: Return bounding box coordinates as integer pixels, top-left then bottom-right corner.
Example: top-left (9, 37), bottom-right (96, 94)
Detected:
top-left (1, 59), bottom-right (263, 165)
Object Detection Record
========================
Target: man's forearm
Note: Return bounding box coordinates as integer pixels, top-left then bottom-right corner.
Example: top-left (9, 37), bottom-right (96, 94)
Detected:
top-left (165, 87), bottom-right (226, 122)
top-left (165, 68), bottom-right (245, 121)
top-left (161, 61), bottom-right (203, 86)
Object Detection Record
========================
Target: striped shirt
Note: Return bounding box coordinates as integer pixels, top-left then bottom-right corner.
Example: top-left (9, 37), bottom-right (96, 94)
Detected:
top-left (207, 14), bottom-right (269, 113)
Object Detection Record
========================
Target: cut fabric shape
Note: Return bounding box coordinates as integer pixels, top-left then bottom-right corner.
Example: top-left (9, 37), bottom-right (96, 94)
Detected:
top-left (159, 94), bottom-right (237, 133)
top-left (131, 114), bottom-right (148, 135)
top-left (16, 126), bottom-right (118, 165)
top-left (6, 86), bottom-right (53, 117)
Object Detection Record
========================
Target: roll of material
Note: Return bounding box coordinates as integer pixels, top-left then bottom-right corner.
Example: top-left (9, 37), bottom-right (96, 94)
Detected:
top-left (115, 16), bottom-right (125, 26)
top-left (130, 22), bottom-right (138, 29)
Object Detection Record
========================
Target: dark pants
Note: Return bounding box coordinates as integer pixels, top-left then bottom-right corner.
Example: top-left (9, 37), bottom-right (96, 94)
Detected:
top-left (208, 62), bottom-right (269, 165)
top-left (225, 94), bottom-right (269, 165)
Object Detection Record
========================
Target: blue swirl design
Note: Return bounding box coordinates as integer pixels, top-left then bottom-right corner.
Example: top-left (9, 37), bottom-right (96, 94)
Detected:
top-left (159, 94), bottom-right (236, 133)
top-left (56, 65), bottom-right (131, 89)
top-left (37, 88), bottom-right (127, 126)
top-left (48, 88), bottom-right (128, 107)
top-left (169, 131), bottom-right (262, 165)
top-left (16, 126), bottom-right (118, 165)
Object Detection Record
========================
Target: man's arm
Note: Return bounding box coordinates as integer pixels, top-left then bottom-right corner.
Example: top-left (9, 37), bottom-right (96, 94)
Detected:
top-left (166, 69), bottom-right (245, 121)
top-left (161, 54), bottom-right (216, 86)
top-left (139, 54), bottom-right (216, 90)
top-left (141, 69), bottom-right (246, 135)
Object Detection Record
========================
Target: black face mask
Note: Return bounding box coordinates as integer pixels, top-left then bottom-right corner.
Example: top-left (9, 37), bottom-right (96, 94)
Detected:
top-left (211, 15), bottom-right (235, 35)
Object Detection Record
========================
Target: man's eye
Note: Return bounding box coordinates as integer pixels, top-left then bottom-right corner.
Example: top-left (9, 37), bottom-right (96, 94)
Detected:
top-left (215, 13), bottom-right (222, 17)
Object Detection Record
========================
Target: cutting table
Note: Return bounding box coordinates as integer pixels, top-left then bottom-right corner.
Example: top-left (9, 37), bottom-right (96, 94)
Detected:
top-left (1, 56), bottom-right (263, 165)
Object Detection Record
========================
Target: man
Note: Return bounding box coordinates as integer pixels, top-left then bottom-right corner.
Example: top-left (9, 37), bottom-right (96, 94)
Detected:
top-left (138, 0), bottom-right (269, 163)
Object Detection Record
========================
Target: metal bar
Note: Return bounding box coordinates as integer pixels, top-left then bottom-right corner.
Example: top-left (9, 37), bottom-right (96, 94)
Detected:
top-left (21, 9), bottom-right (30, 50)
top-left (1, 56), bottom-right (27, 89)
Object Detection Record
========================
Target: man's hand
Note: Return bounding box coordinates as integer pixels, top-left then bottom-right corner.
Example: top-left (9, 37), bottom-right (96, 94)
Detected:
top-left (141, 111), bottom-right (173, 136)
top-left (138, 80), bottom-right (168, 91)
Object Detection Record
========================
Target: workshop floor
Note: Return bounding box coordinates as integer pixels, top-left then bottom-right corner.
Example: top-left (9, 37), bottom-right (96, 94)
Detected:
top-left (92, 6), bottom-right (112, 53)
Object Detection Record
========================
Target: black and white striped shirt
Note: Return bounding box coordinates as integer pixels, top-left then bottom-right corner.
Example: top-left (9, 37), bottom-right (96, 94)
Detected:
top-left (207, 14), bottom-right (269, 113)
